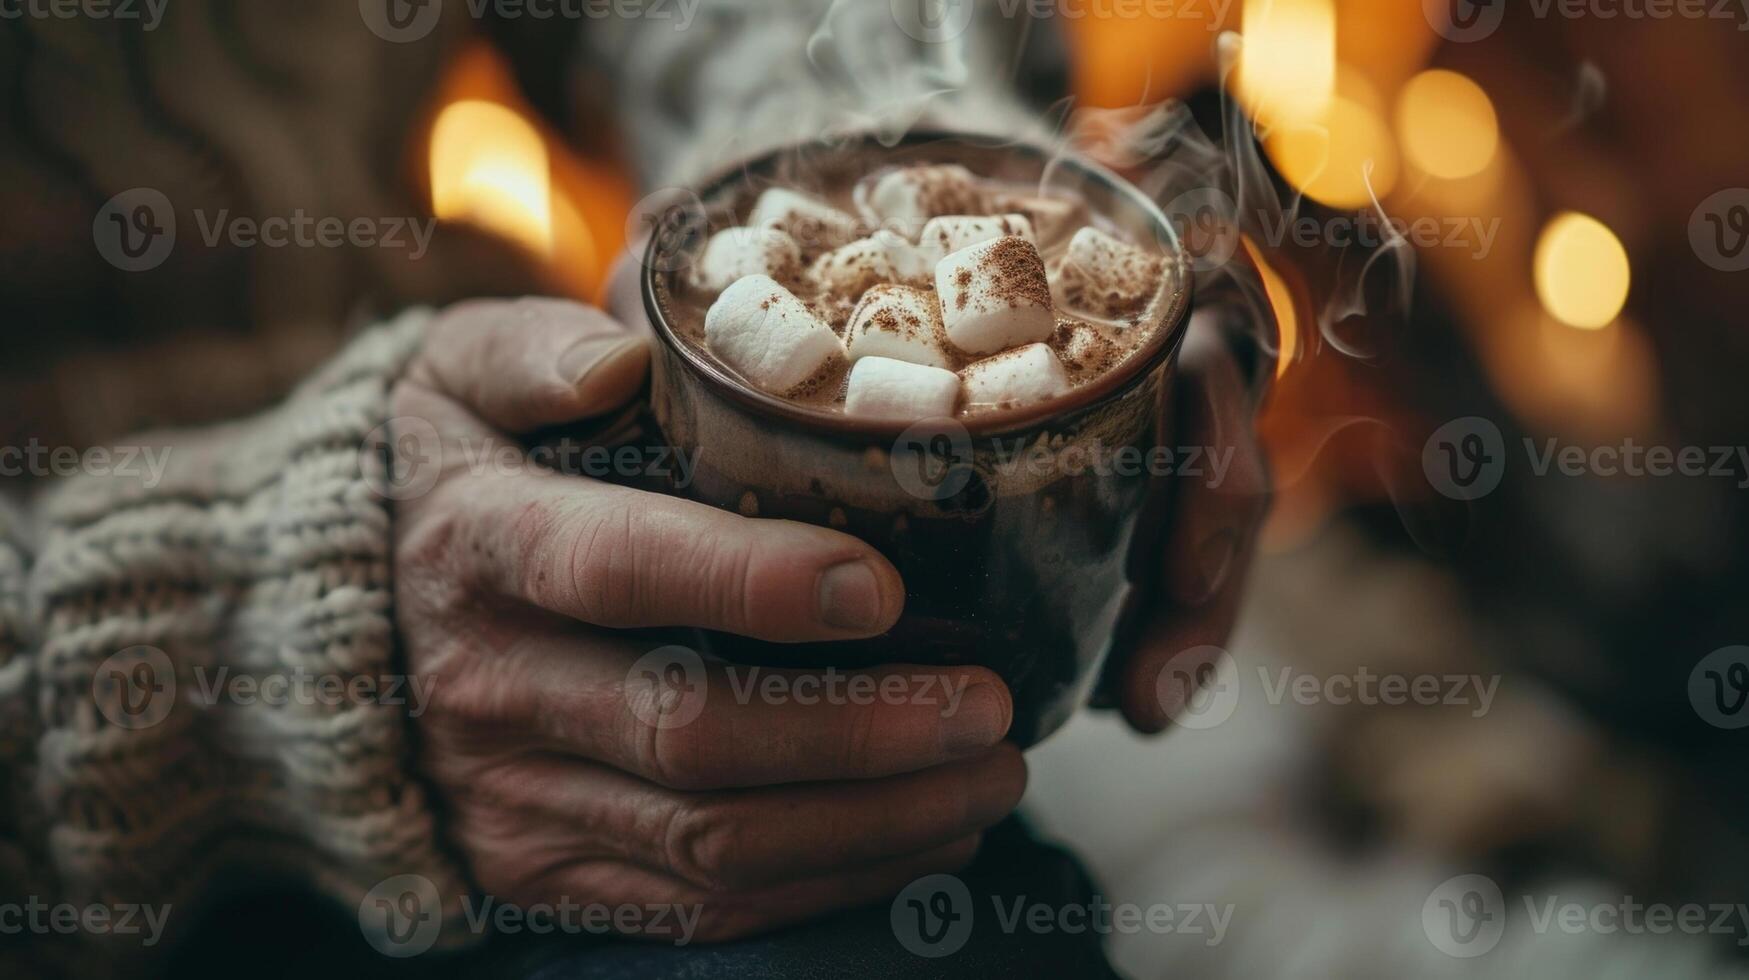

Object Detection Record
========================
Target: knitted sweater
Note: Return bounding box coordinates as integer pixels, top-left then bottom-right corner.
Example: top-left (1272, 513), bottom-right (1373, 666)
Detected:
top-left (0, 313), bottom-right (469, 973)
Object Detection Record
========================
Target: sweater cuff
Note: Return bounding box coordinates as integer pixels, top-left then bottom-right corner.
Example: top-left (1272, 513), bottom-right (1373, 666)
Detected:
top-left (15, 310), bottom-right (473, 958)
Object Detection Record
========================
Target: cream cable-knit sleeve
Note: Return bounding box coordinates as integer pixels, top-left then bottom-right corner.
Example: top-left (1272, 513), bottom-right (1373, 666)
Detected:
top-left (1, 311), bottom-right (471, 967)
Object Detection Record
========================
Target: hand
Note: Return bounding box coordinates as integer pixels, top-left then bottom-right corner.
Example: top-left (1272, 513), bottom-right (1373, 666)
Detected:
top-left (1112, 311), bottom-right (1272, 732)
top-left (389, 298), bottom-right (1024, 942)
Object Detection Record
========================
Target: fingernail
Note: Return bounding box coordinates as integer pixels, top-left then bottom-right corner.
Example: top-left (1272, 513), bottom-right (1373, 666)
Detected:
top-left (818, 560), bottom-right (886, 632)
top-left (1190, 529), bottom-right (1237, 605)
top-left (943, 683), bottom-right (1009, 756)
top-left (559, 336), bottom-right (637, 388)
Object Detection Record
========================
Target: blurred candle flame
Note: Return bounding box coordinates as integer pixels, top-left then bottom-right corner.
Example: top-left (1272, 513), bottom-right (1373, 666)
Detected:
top-left (1396, 69), bottom-right (1499, 181)
top-left (430, 99), bottom-right (554, 258)
top-left (1238, 0), bottom-right (1337, 126)
top-left (1534, 212), bottom-right (1631, 330)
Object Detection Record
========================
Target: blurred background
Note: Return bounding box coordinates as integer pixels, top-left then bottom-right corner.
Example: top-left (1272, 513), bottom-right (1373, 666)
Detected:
top-left (3, 0), bottom-right (1748, 975)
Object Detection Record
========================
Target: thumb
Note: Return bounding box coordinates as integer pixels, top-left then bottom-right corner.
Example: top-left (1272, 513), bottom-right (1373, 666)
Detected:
top-left (417, 297), bottom-right (650, 433)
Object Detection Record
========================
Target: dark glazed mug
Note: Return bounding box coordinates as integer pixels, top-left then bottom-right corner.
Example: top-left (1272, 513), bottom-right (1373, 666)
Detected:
top-left (638, 131), bottom-right (1193, 746)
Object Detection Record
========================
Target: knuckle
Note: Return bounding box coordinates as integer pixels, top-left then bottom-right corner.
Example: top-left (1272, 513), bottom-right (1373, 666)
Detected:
top-left (558, 499), bottom-right (641, 625)
top-left (694, 535), bottom-right (757, 633)
top-left (660, 799), bottom-right (741, 892)
top-left (836, 700), bottom-right (883, 775)
top-left (636, 717), bottom-right (716, 792)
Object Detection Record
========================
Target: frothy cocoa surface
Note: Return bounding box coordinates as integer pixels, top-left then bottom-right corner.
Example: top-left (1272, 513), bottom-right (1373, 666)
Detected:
top-left (656, 162), bottom-right (1173, 418)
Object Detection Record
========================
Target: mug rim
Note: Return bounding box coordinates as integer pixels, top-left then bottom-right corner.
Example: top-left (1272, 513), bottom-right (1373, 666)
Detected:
top-left (641, 129), bottom-right (1195, 441)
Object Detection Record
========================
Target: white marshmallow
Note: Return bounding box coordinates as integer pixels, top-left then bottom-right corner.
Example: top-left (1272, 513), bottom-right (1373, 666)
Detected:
top-left (844, 356), bottom-right (961, 421)
top-left (690, 226), bottom-right (800, 292)
top-left (810, 230), bottom-right (934, 296)
top-left (845, 284), bottom-right (950, 369)
top-left (704, 275), bottom-right (844, 394)
top-left (1053, 226), bottom-right (1163, 320)
top-left (1058, 322), bottom-right (1118, 373)
top-left (960, 343), bottom-right (1072, 409)
top-left (917, 214), bottom-right (1035, 258)
top-left (747, 188), bottom-right (860, 250)
top-left (857, 164), bottom-right (983, 231)
top-left (934, 236), bottom-right (1055, 355)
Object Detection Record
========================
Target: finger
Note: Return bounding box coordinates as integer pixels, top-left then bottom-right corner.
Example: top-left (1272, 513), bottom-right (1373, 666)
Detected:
top-left (1161, 320), bottom-right (1271, 609)
top-left (469, 745), bottom-right (1025, 892)
top-left (1119, 559), bottom-right (1251, 733)
top-left (445, 630), bottom-right (1013, 789)
top-left (419, 297), bottom-right (650, 433)
top-left (444, 469), bottom-right (906, 641)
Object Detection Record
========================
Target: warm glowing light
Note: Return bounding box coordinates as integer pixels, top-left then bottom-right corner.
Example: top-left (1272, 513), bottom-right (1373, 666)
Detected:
top-left (1396, 70), bottom-right (1499, 180)
top-left (1243, 237), bottom-right (1298, 379)
top-left (1238, 0), bottom-right (1337, 125)
top-left (1265, 75), bottom-right (1400, 209)
top-left (1534, 212), bottom-right (1630, 330)
top-left (430, 100), bottom-right (554, 257)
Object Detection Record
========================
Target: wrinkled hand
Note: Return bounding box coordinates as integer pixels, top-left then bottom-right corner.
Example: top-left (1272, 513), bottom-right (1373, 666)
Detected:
top-left (1112, 311), bottom-right (1272, 733)
top-left (389, 299), bottom-right (1023, 942)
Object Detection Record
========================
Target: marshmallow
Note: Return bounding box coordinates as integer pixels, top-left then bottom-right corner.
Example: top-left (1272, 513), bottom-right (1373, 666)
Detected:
top-left (845, 284), bottom-right (950, 369)
top-left (1052, 226), bottom-right (1163, 321)
top-left (690, 226), bottom-right (801, 292)
top-left (811, 230), bottom-right (934, 296)
top-left (857, 164), bottom-right (984, 231)
top-left (917, 213), bottom-right (1036, 257)
top-left (960, 343), bottom-right (1072, 409)
top-left (748, 188), bottom-right (860, 251)
top-left (844, 356), bottom-right (961, 421)
top-left (934, 236), bottom-right (1055, 355)
top-left (1058, 322), bottom-right (1121, 374)
top-left (704, 275), bottom-right (844, 394)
